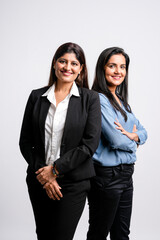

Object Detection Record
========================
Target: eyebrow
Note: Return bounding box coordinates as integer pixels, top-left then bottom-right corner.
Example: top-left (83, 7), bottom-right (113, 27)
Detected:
top-left (107, 63), bottom-right (126, 65)
top-left (59, 57), bottom-right (79, 63)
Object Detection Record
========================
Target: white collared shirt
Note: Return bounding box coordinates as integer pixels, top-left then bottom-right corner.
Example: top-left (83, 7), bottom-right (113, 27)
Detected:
top-left (42, 81), bottom-right (80, 165)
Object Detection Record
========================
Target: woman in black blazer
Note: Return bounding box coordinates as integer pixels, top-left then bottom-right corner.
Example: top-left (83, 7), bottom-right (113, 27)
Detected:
top-left (19, 42), bottom-right (101, 240)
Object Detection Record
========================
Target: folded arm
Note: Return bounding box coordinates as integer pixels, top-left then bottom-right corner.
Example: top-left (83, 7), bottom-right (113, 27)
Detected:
top-left (101, 102), bottom-right (137, 153)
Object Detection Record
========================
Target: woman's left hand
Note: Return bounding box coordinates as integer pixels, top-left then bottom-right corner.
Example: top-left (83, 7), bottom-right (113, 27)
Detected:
top-left (35, 165), bottom-right (56, 185)
top-left (43, 179), bottom-right (62, 200)
top-left (114, 120), bottom-right (139, 142)
top-left (35, 166), bottom-right (63, 200)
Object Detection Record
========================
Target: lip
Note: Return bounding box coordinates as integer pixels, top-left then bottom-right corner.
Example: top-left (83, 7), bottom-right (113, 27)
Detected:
top-left (61, 71), bottom-right (73, 76)
top-left (112, 76), bottom-right (121, 80)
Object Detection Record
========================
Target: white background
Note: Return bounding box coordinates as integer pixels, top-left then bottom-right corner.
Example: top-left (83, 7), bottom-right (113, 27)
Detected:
top-left (1, 0), bottom-right (160, 239)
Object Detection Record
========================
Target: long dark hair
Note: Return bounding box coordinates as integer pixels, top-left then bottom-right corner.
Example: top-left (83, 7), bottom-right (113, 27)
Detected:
top-left (92, 47), bottom-right (131, 121)
top-left (48, 42), bottom-right (89, 88)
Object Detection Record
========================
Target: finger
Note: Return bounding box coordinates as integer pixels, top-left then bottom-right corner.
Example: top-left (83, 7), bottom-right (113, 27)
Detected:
top-left (50, 188), bottom-right (61, 200)
top-left (55, 182), bottom-right (62, 189)
top-left (50, 191), bottom-right (56, 200)
top-left (36, 174), bottom-right (44, 183)
top-left (44, 184), bottom-right (56, 200)
top-left (114, 121), bottom-right (121, 127)
top-left (50, 183), bottom-right (63, 199)
top-left (55, 186), bottom-right (63, 198)
top-left (116, 126), bottom-right (121, 130)
top-left (36, 172), bottom-right (49, 183)
top-left (132, 124), bottom-right (136, 132)
top-left (36, 175), bottom-right (42, 183)
top-left (37, 178), bottom-right (45, 185)
top-left (38, 176), bottom-right (47, 185)
top-left (133, 124), bottom-right (137, 132)
top-left (116, 127), bottom-right (123, 131)
top-left (53, 192), bottom-right (60, 200)
top-left (36, 174), bottom-right (41, 180)
top-left (43, 183), bottom-right (48, 189)
top-left (46, 189), bottom-right (55, 200)
top-left (54, 184), bottom-right (63, 198)
top-left (116, 127), bottom-right (126, 135)
top-left (121, 131), bottom-right (127, 135)
top-left (44, 183), bottom-right (61, 200)
top-left (55, 189), bottom-right (63, 198)
top-left (46, 189), bottom-right (51, 198)
top-left (41, 180), bottom-right (47, 185)
top-left (35, 168), bottom-right (44, 174)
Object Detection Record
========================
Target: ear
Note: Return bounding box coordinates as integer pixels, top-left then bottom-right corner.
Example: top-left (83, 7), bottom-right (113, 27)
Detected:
top-left (79, 64), bottom-right (83, 74)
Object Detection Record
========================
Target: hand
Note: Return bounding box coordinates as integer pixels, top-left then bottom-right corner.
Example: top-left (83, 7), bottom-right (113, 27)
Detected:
top-left (114, 121), bottom-right (139, 142)
top-left (35, 165), bottom-right (56, 185)
top-left (36, 165), bottom-right (63, 200)
top-left (132, 124), bottom-right (137, 133)
top-left (43, 179), bottom-right (63, 200)
top-left (132, 124), bottom-right (139, 147)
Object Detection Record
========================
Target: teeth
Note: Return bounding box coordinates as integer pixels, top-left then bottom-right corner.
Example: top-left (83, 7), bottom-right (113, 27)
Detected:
top-left (63, 72), bottom-right (72, 75)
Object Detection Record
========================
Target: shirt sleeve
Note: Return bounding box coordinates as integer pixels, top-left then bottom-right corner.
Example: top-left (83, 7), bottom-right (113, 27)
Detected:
top-left (132, 113), bottom-right (148, 145)
top-left (100, 94), bottom-right (137, 153)
top-left (19, 90), bottom-right (35, 168)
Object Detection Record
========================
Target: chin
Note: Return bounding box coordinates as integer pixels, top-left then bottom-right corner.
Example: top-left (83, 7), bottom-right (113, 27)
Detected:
top-left (60, 79), bottom-right (74, 84)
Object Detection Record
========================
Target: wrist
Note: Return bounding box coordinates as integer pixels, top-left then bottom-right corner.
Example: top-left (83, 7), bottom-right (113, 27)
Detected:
top-left (133, 132), bottom-right (139, 142)
top-left (52, 163), bottom-right (59, 178)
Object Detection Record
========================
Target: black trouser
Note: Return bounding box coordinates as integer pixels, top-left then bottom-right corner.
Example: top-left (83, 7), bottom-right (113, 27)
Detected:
top-left (87, 164), bottom-right (134, 240)
top-left (26, 171), bottom-right (90, 240)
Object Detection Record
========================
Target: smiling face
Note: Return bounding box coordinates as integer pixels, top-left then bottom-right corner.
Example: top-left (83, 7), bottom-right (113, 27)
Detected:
top-left (104, 54), bottom-right (126, 91)
top-left (54, 53), bottom-right (83, 85)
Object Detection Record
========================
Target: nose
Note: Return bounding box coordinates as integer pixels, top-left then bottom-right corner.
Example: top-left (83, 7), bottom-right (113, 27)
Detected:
top-left (114, 66), bottom-right (121, 74)
top-left (64, 62), bottom-right (71, 71)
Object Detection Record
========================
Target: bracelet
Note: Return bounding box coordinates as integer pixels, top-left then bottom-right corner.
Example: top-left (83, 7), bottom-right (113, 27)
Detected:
top-left (52, 164), bottom-right (59, 178)
top-left (52, 167), bottom-right (57, 177)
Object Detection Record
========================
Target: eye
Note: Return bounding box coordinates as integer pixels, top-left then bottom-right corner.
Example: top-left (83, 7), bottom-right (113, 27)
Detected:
top-left (121, 65), bottom-right (126, 69)
top-left (108, 64), bottom-right (115, 69)
top-left (72, 62), bottom-right (78, 66)
top-left (59, 60), bottom-right (66, 64)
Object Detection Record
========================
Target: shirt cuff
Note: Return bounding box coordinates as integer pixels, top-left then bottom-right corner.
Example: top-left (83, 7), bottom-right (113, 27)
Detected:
top-left (135, 131), bottom-right (146, 145)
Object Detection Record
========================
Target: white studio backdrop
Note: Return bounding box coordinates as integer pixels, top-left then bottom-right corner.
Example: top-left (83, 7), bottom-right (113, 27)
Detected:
top-left (0, 0), bottom-right (160, 239)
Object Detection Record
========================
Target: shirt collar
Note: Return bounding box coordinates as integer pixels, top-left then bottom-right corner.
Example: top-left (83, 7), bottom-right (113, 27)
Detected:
top-left (42, 81), bottom-right (80, 104)
top-left (69, 81), bottom-right (80, 97)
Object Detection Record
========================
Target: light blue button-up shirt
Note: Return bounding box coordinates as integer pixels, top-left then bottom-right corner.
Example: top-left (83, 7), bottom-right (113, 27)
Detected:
top-left (93, 93), bottom-right (147, 167)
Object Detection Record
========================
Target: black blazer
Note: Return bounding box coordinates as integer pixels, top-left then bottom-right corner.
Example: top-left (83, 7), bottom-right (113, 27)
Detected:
top-left (19, 86), bottom-right (101, 181)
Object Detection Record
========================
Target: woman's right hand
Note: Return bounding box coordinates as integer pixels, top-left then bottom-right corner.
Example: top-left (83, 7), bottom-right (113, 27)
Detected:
top-left (114, 121), bottom-right (139, 142)
top-left (43, 179), bottom-right (63, 200)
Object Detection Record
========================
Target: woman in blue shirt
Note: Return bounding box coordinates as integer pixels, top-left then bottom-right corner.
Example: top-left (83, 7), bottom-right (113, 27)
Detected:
top-left (87, 47), bottom-right (147, 240)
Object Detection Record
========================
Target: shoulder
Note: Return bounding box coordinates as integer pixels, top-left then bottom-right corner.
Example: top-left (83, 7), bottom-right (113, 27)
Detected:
top-left (30, 86), bottom-right (49, 98)
top-left (79, 88), bottom-right (100, 106)
top-left (98, 93), bottom-right (110, 105)
top-left (31, 86), bottom-right (49, 96)
top-left (79, 87), bottom-right (99, 99)
top-left (98, 93), bottom-right (115, 115)
top-left (28, 86), bottom-right (50, 104)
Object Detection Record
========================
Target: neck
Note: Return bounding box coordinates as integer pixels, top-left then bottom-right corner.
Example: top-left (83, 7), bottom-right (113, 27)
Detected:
top-left (108, 86), bottom-right (122, 106)
top-left (55, 81), bottom-right (73, 93)
top-left (108, 86), bottom-right (116, 97)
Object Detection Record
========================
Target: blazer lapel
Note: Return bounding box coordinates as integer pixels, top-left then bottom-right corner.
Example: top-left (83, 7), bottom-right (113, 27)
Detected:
top-left (39, 97), bottom-right (50, 144)
top-left (60, 89), bottom-right (82, 155)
